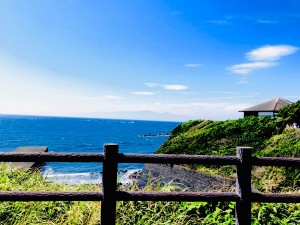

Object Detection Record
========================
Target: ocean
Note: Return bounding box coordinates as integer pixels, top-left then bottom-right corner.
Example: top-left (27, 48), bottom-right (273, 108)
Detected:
top-left (0, 115), bottom-right (180, 185)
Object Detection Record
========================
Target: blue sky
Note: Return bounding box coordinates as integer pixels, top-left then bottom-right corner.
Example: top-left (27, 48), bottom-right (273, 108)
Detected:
top-left (0, 0), bottom-right (299, 121)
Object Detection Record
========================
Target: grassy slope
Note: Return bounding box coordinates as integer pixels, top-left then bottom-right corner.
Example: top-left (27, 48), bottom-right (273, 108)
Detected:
top-left (157, 116), bottom-right (300, 189)
top-left (157, 116), bottom-right (286, 156)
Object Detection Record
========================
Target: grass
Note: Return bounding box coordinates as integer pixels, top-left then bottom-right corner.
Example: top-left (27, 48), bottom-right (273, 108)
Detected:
top-left (0, 164), bottom-right (101, 225)
top-left (1, 164), bottom-right (300, 224)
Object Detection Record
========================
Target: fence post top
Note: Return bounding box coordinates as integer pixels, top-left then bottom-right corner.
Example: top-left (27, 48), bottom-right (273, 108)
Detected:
top-left (236, 146), bottom-right (253, 150)
top-left (104, 143), bottom-right (119, 152)
top-left (104, 143), bottom-right (119, 147)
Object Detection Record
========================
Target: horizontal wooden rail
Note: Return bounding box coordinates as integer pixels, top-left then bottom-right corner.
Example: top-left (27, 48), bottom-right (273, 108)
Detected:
top-left (116, 191), bottom-right (239, 202)
top-left (118, 153), bottom-right (240, 165)
top-left (0, 191), bottom-right (103, 201)
top-left (1, 145), bottom-right (300, 225)
top-left (2, 153), bottom-right (300, 167)
top-left (3, 191), bottom-right (237, 202)
top-left (251, 192), bottom-right (300, 203)
top-left (0, 152), bottom-right (104, 162)
top-left (2, 190), bottom-right (300, 204)
top-left (252, 156), bottom-right (300, 167)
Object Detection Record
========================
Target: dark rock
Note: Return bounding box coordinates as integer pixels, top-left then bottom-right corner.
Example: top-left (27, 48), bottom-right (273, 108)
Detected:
top-left (133, 164), bottom-right (235, 192)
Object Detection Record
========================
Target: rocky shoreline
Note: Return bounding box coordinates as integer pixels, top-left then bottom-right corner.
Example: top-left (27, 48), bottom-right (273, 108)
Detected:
top-left (125, 163), bottom-right (235, 192)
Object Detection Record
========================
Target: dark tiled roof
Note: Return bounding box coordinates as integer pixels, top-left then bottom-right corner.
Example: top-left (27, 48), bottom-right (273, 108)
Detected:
top-left (239, 98), bottom-right (292, 112)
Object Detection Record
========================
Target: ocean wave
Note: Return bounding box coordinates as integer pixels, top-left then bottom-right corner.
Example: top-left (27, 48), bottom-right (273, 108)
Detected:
top-left (42, 168), bottom-right (141, 185)
top-left (42, 169), bottom-right (102, 185)
top-left (119, 169), bottom-right (142, 185)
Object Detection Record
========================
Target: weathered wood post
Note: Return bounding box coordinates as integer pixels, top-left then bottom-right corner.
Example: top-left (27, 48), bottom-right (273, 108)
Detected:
top-left (235, 147), bottom-right (252, 225)
top-left (101, 144), bottom-right (119, 225)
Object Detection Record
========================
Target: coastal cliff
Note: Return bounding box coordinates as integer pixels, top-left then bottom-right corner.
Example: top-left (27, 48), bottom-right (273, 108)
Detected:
top-left (155, 100), bottom-right (300, 191)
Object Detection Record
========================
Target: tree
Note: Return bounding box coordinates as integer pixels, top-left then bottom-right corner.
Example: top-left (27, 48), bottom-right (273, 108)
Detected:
top-left (278, 100), bottom-right (300, 124)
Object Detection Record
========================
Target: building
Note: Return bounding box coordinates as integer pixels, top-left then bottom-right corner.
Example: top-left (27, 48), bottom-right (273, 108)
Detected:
top-left (239, 98), bottom-right (292, 118)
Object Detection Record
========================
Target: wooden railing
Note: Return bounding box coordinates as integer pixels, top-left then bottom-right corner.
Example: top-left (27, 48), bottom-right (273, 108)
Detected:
top-left (1, 144), bottom-right (300, 224)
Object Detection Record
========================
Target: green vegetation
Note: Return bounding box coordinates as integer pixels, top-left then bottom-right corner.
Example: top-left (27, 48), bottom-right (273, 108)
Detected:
top-left (157, 116), bottom-right (285, 156)
top-left (2, 164), bottom-right (300, 224)
top-left (278, 100), bottom-right (300, 125)
top-left (2, 101), bottom-right (300, 224)
top-left (159, 100), bottom-right (300, 158)
top-left (157, 109), bottom-right (300, 181)
top-left (157, 116), bottom-right (287, 177)
top-left (0, 164), bottom-right (101, 225)
top-left (157, 101), bottom-right (300, 189)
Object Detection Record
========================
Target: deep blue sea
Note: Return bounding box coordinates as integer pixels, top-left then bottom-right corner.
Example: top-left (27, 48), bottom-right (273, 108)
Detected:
top-left (0, 115), bottom-right (180, 184)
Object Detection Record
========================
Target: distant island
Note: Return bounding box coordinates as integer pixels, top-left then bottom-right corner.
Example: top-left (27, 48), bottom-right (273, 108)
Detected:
top-left (139, 133), bottom-right (170, 137)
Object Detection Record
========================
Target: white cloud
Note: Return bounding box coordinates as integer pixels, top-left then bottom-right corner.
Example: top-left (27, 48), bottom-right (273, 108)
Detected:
top-left (237, 76), bottom-right (248, 84)
top-left (184, 63), bottom-right (202, 68)
top-left (131, 91), bottom-right (155, 96)
top-left (78, 95), bottom-right (123, 100)
top-left (246, 45), bottom-right (298, 61)
top-left (162, 84), bottom-right (188, 90)
top-left (207, 95), bottom-right (257, 100)
top-left (215, 92), bottom-right (239, 95)
top-left (180, 91), bottom-right (199, 95)
top-left (144, 83), bottom-right (160, 88)
top-left (227, 44), bottom-right (298, 77)
top-left (227, 61), bottom-right (277, 74)
top-left (202, 20), bottom-right (228, 25)
top-left (145, 83), bottom-right (188, 91)
top-left (104, 95), bottom-right (123, 100)
top-left (256, 20), bottom-right (278, 24)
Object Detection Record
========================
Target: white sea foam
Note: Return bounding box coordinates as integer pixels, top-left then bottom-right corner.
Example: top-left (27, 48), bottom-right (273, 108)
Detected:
top-left (42, 168), bottom-right (141, 185)
top-left (119, 169), bottom-right (142, 185)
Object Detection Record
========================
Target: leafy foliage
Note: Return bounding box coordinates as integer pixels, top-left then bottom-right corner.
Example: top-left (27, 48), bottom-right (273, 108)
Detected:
top-left (157, 116), bottom-right (285, 156)
top-left (278, 100), bottom-right (300, 124)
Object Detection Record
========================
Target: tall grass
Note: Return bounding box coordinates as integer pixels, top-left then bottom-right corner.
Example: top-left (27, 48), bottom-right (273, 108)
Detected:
top-left (0, 164), bottom-right (101, 225)
top-left (1, 164), bottom-right (300, 224)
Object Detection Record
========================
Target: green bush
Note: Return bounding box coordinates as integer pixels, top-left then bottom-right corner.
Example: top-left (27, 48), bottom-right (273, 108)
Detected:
top-left (157, 116), bottom-right (284, 156)
top-left (278, 100), bottom-right (300, 124)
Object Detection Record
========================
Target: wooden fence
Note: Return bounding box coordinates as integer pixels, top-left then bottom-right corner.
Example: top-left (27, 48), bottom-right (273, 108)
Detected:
top-left (1, 144), bottom-right (300, 224)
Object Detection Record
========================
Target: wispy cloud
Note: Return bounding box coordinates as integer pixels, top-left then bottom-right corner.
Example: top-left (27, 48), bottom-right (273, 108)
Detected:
top-left (256, 20), bottom-right (278, 24)
top-left (227, 62), bottom-right (277, 74)
top-left (131, 91), bottom-right (155, 96)
top-left (144, 83), bottom-right (188, 91)
top-left (145, 83), bottom-right (160, 88)
top-left (202, 20), bottom-right (228, 25)
top-left (237, 76), bottom-right (249, 84)
top-left (215, 92), bottom-right (239, 95)
top-left (184, 63), bottom-right (202, 68)
top-left (246, 45), bottom-right (298, 61)
top-left (207, 95), bottom-right (257, 100)
top-left (180, 91), bottom-right (199, 95)
top-left (227, 44), bottom-right (298, 78)
top-left (78, 95), bottom-right (123, 100)
top-left (104, 95), bottom-right (123, 100)
top-left (162, 85), bottom-right (188, 90)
